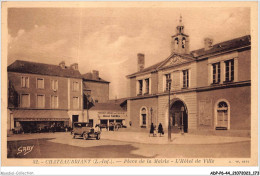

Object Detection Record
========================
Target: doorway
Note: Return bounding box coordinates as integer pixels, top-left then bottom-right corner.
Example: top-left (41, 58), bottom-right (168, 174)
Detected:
top-left (215, 101), bottom-right (229, 130)
top-left (170, 100), bottom-right (188, 133)
top-left (72, 115), bottom-right (79, 126)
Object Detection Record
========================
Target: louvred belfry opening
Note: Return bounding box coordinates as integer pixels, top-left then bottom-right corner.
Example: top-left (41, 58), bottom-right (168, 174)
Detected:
top-left (171, 15), bottom-right (190, 54)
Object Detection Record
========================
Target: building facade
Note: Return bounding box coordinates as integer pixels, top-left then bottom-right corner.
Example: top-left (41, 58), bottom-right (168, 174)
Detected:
top-left (82, 71), bottom-right (128, 128)
top-left (84, 103), bottom-right (127, 129)
top-left (7, 60), bottom-right (83, 132)
top-left (82, 70), bottom-right (110, 104)
top-left (127, 17), bottom-right (251, 135)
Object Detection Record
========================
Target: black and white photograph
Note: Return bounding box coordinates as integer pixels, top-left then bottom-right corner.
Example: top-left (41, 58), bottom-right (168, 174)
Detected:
top-left (1, 1), bottom-right (258, 171)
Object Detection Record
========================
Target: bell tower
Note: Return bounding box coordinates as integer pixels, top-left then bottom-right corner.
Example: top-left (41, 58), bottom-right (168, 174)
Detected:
top-left (171, 15), bottom-right (189, 54)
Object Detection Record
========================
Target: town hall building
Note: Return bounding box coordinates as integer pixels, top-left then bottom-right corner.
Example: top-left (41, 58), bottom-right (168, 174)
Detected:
top-left (126, 16), bottom-right (251, 136)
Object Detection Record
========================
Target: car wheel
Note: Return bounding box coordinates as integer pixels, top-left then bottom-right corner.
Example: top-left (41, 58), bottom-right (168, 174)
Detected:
top-left (83, 133), bottom-right (88, 140)
top-left (96, 134), bottom-right (100, 140)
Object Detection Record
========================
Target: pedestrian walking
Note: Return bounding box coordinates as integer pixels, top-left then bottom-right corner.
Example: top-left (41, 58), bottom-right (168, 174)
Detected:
top-left (149, 123), bottom-right (155, 137)
top-left (158, 123), bottom-right (164, 137)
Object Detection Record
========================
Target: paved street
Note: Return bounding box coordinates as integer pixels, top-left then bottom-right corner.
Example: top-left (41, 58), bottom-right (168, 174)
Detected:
top-left (7, 132), bottom-right (250, 158)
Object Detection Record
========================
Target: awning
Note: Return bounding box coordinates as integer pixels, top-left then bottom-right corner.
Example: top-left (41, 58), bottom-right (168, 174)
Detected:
top-left (13, 109), bottom-right (70, 121)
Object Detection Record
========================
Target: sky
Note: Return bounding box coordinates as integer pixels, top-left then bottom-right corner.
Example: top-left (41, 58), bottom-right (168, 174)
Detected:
top-left (7, 7), bottom-right (250, 99)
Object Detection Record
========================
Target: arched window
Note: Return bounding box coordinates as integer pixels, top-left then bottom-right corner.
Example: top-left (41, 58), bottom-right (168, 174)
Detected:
top-left (140, 107), bottom-right (148, 128)
top-left (215, 100), bottom-right (230, 130)
top-left (218, 101), bottom-right (228, 109)
top-left (175, 38), bottom-right (179, 45)
top-left (182, 37), bottom-right (186, 48)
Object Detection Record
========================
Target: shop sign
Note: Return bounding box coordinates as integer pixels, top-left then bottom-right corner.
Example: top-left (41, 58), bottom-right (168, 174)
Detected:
top-left (98, 112), bottom-right (127, 119)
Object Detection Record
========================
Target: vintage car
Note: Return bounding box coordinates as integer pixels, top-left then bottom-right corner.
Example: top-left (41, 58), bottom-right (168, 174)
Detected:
top-left (72, 122), bottom-right (100, 140)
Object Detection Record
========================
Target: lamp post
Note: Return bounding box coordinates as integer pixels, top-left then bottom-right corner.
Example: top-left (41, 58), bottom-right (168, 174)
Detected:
top-left (150, 107), bottom-right (153, 124)
top-left (86, 94), bottom-right (90, 122)
top-left (181, 106), bottom-right (185, 135)
top-left (167, 78), bottom-right (172, 142)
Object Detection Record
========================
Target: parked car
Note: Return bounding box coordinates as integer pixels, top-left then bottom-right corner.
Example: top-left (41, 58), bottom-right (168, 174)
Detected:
top-left (72, 122), bottom-right (101, 140)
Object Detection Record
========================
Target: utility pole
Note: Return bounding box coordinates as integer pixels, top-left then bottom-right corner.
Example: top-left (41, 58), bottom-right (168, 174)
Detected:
top-left (86, 94), bottom-right (90, 122)
top-left (150, 107), bottom-right (153, 124)
top-left (181, 106), bottom-right (184, 135)
top-left (167, 78), bottom-right (172, 142)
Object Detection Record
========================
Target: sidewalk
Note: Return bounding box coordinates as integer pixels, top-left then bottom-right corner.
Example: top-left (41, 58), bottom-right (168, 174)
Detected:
top-left (7, 131), bottom-right (251, 145)
top-left (101, 131), bottom-right (251, 145)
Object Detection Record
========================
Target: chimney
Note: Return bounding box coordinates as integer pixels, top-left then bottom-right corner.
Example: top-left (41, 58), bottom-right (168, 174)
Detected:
top-left (204, 38), bottom-right (213, 50)
top-left (59, 61), bottom-right (65, 69)
top-left (137, 53), bottom-right (145, 72)
top-left (70, 63), bottom-right (78, 70)
top-left (92, 70), bottom-right (99, 80)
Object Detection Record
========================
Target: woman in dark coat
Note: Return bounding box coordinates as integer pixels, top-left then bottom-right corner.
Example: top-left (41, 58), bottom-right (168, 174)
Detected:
top-left (158, 123), bottom-right (164, 137)
top-left (149, 123), bottom-right (155, 137)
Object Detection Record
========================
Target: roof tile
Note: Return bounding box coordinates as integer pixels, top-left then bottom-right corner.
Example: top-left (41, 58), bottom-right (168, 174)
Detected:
top-left (8, 60), bottom-right (82, 78)
top-left (127, 35), bottom-right (250, 77)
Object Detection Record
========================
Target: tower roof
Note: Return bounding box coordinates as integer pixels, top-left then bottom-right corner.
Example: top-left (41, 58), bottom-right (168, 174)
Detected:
top-left (176, 15), bottom-right (184, 34)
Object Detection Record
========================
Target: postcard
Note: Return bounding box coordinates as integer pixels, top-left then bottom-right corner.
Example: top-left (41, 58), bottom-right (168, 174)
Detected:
top-left (1, 1), bottom-right (258, 171)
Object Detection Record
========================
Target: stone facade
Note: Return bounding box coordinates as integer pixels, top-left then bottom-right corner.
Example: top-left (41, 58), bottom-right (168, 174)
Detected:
top-left (83, 81), bottom-right (109, 103)
top-left (126, 18), bottom-right (251, 135)
top-left (7, 60), bottom-right (84, 132)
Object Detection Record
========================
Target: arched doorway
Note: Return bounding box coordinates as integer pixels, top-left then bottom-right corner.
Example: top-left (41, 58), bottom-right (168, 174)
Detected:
top-left (140, 106), bottom-right (148, 128)
top-left (170, 100), bottom-right (188, 133)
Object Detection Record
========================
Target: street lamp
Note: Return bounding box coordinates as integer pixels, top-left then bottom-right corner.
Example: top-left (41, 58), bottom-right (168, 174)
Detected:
top-left (181, 106), bottom-right (185, 135)
top-left (150, 107), bottom-right (153, 124)
top-left (167, 78), bottom-right (172, 142)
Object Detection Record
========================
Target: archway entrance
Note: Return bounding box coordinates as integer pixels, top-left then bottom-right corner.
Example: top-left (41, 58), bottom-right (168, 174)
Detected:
top-left (170, 100), bottom-right (188, 133)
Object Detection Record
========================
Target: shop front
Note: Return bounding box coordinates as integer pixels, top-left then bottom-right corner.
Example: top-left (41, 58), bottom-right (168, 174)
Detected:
top-left (84, 102), bottom-right (128, 130)
top-left (12, 109), bottom-right (70, 133)
top-left (97, 111), bottom-right (127, 130)
top-left (87, 108), bottom-right (127, 131)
